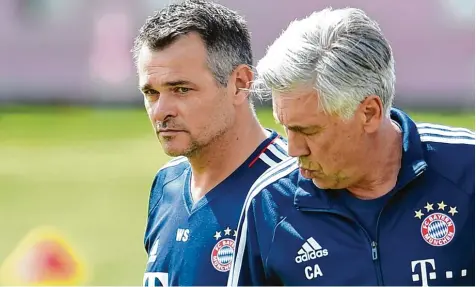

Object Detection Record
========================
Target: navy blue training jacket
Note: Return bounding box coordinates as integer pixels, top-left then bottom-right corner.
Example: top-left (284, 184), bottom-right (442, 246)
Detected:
top-left (228, 108), bottom-right (475, 286)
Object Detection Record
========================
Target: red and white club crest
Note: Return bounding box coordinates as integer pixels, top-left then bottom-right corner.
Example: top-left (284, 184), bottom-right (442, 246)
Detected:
top-left (420, 212), bottom-right (456, 247)
top-left (211, 238), bottom-right (235, 272)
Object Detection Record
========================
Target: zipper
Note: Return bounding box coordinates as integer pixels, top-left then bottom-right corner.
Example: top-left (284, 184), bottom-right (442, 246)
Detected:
top-left (372, 207), bottom-right (385, 286)
top-left (298, 207), bottom-right (383, 285)
top-left (372, 166), bottom-right (427, 285)
top-left (370, 240), bottom-right (383, 285)
top-left (371, 241), bottom-right (378, 260)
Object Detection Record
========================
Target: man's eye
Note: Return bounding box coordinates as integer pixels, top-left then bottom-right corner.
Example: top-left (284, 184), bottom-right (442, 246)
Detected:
top-left (286, 127), bottom-right (320, 136)
top-left (173, 87), bottom-right (191, 94)
top-left (144, 89), bottom-right (159, 95)
top-left (302, 130), bottom-right (319, 136)
top-left (144, 90), bottom-right (159, 101)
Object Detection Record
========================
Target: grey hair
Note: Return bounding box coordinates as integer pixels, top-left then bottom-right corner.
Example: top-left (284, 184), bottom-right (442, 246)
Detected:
top-left (254, 7), bottom-right (395, 118)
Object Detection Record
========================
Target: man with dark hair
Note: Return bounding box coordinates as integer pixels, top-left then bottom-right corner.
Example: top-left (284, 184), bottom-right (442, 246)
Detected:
top-left (133, 1), bottom-right (288, 286)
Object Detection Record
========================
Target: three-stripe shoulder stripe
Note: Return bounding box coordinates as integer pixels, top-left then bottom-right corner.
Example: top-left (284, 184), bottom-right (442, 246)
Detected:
top-left (268, 145), bottom-right (288, 160)
top-left (417, 123), bottom-right (475, 145)
top-left (244, 156), bottom-right (296, 207)
top-left (274, 136), bottom-right (288, 151)
top-left (158, 156), bottom-right (188, 172)
top-left (228, 157), bottom-right (298, 287)
top-left (258, 136), bottom-right (289, 167)
top-left (258, 153), bottom-right (278, 167)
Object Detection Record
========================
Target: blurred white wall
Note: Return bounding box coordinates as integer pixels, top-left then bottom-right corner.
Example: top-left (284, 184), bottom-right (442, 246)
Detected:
top-left (0, 0), bottom-right (474, 109)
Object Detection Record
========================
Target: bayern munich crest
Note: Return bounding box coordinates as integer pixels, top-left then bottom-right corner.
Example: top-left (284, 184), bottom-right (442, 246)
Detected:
top-left (415, 201), bottom-right (458, 247)
top-left (211, 227), bottom-right (237, 272)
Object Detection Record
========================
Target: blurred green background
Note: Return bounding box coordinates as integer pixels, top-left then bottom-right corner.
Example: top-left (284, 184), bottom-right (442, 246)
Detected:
top-left (0, 106), bottom-right (474, 285)
top-left (0, 0), bottom-right (474, 285)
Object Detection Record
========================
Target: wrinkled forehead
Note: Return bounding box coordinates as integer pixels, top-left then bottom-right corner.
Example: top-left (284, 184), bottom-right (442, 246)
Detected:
top-left (272, 89), bottom-right (320, 123)
top-left (137, 38), bottom-right (212, 88)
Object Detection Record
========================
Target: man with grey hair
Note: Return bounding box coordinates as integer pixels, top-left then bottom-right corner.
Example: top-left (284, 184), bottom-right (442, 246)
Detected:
top-left (228, 7), bottom-right (474, 286)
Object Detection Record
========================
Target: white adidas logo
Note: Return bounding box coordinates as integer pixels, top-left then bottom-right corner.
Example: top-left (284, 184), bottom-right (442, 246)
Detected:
top-left (295, 237), bottom-right (329, 264)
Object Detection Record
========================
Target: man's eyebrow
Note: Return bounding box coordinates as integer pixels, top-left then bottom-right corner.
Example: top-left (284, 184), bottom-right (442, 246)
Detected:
top-left (163, 80), bottom-right (193, 87)
top-left (287, 125), bottom-right (322, 132)
top-left (272, 116), bottom-right (316, 132)
top-left (139, 81), bottom-right (193, 92)
top-left (139, 83), bottom-right (154, 92)
top-left (287, 125), bottom-right (306, 132)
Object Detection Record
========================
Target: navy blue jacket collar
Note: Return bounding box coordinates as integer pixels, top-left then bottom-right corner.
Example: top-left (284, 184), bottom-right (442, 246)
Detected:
top-left (294, 108), bottom-right (428, 210)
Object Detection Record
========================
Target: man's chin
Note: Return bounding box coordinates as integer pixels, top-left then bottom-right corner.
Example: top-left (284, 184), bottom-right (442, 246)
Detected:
top-left (161, 147), bottom-right (189, 157)
top-left (160, 143), bottom-right (198, 158)
top-left (311, 178), bottom-right (325, 189)
top-left (312, 178), bottom-right (337, 190)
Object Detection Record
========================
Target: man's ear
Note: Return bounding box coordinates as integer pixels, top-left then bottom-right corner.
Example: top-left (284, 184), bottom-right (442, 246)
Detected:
top-left (357, 95), bottom-right (384, 133)
top-left (231, 64), bottom-right (253, 105)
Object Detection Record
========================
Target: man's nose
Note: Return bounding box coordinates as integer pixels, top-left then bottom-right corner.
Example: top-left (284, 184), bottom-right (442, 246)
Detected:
top-left (287, 130), bottom-right (311, 158)
top-left (151, 94), bottom-right (177, 123)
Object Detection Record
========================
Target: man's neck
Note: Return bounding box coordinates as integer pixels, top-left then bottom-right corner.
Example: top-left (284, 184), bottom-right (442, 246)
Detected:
top-left (188, 117), bottom-right (268, 202)
top-left (347, 120), bottom-right (403, 200)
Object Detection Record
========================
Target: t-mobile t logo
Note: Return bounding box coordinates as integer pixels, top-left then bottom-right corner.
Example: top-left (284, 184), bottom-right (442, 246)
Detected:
top-left (411, 259), bottom-right (436, 287)
top-left (411, 258), bottom-right (469, 286)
